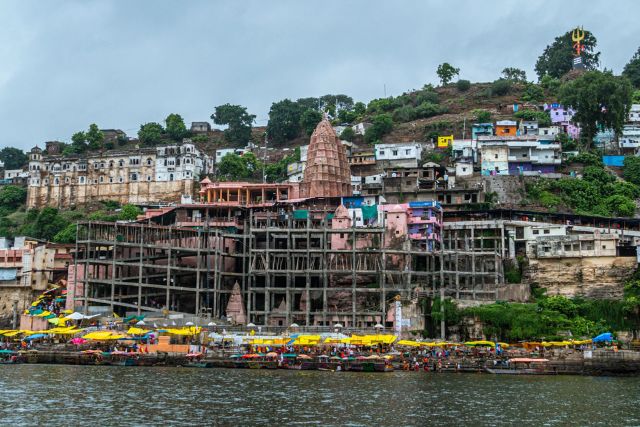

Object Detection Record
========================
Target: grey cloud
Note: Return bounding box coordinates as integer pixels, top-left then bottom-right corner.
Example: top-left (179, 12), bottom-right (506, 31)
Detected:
top-left (0, 0), bottom-right (638, 150)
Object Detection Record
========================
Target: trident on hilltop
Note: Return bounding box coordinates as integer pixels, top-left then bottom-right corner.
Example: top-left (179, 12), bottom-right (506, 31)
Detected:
top-left (572, 26), bottom-right (585, 57)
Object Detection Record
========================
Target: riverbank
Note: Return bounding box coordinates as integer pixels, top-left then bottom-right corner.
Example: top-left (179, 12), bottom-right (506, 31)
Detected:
top-left (4, 348), bottom-right (640, 376)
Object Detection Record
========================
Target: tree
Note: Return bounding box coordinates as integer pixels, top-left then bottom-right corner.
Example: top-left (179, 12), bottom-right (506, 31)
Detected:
top-left (559, 70), bottom-right (633, 146)
top-left (138, 122), bottom-right (165, 146)
top-left (0, 147), bottom-right (27, 169)
top-left (20, 208), bottom-right (69, 242)
top-left (266, 99), bottom-right (304, 143)
top-left (456, 79), bottom-right (471, 91)
top-left (300, 109), bottom-right (323, 136)
top-left (502, 67), bottom-right (527, 82)
top-left (623, 156), bottom-right (640, 186)
top-left (623, 47), bottom-right (640, 89)
top-left (491, 79), bottom-right (512, 96)
top-left (216, 153), bottom-right (249, 181)
top-left (165, 113), bottom-right (188, 141)
top-left (53, 223), bottom-right (77, 244)
top-left (0, 185), bottom-right (26, 209)
top-left (70, 131), bottom-right (88, 153)
top-left (86, 124), bottom-right (104, 150)
top-left (118, 204), bottom-right (142, 221)
top-left (212, 104), bottom-right (255, 145)
top-left (535, 29), bottom-right (600, 80)
top-left (340, 127), bottom-right (355, 142)
top-left (521, 83), bottom-right (545, 102)
top-left (364, 114), bottom-right (393, 143)
top-left (473, 109), bottom-right (492, 123)
top-left (436, 63), bottom-right (459, 86)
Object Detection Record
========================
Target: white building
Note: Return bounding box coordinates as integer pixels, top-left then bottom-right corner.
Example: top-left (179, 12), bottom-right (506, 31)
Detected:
top-left (374, 143), bottom-right (423, 168)
top-left (451, 139), bottom-right (477, 162)
top-left (629, 104), bottom-right (640, 122)
top-left (3, 169), bottom-right (28, 180)
top-left (455, 160), bottom-right (473, 177)
top-left (621, 124), bottom-right (640, 152)
top-left (538, 126), bottom-right (560, 138)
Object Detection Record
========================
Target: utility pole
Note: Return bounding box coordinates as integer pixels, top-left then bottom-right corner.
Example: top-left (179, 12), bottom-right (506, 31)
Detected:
top-left (262, 134), bottom-right (268, 183)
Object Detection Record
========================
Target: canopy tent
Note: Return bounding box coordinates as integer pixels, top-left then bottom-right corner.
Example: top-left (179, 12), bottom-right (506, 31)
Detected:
top-left (63, 312), bottom-right (100, 321)
top-left (592, 332), bottom-right (614, 343)
top-left (23, 333), bottom-right (47, 341)
top-left (82, 331), bottom-right (126, 340)
top-left (127, 327), bottom-right (150, 336)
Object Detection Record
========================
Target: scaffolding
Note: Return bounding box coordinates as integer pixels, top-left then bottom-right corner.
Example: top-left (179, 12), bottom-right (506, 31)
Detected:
top-left (75, 215), bottom-right (505, 328)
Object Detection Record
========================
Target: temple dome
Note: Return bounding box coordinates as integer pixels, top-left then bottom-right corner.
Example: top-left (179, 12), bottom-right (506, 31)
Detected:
top-left (299, 118), bottom-right (352, 198)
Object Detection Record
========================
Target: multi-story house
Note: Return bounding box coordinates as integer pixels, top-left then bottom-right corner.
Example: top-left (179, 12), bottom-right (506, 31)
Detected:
top-left (27, 140), bottom-right (211, 208)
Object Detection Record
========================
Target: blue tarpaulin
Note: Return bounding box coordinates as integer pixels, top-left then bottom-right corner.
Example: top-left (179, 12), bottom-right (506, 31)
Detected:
top-left (602, 156), bottom-right (625, 167)
top-left (592, 332), bottom-right (613, 342)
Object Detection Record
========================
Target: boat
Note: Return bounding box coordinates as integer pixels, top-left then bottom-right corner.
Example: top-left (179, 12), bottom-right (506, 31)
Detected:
top-left (0, 350), bottom-right (22, 364)
top-left (485, 358), bottom-right (554, 375)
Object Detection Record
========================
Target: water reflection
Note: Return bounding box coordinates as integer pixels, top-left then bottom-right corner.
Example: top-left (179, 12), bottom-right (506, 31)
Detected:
top-left (1, 366), bottom-right (638, 426)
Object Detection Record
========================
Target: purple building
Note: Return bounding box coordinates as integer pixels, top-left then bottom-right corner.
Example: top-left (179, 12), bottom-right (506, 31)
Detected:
top-left (545, 104), bottom-right (580, 139)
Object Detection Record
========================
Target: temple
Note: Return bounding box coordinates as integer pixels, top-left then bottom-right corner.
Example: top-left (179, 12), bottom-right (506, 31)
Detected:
top-left (299, 118), bottom-right (352, 198)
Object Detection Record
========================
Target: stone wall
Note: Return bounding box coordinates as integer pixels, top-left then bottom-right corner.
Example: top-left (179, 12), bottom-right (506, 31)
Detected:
top-left (483, 175), bottom-right (524, 205)
top-left (0, 287), bottom-right (36, 319)
top-left (28, 179), bottom-right (194, 208)
top-left (524, 256), bottom-right (637, 299)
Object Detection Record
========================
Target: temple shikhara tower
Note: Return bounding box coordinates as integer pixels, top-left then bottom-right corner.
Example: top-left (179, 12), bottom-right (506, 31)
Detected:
top-left (299, 118), bottom-right (352, 198)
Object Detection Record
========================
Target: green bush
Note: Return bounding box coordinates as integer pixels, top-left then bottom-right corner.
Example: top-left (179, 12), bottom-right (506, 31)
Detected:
top-left (491, 79), bottom-right (512, 96)
top-left (456, 79), bottom-right (471, 91)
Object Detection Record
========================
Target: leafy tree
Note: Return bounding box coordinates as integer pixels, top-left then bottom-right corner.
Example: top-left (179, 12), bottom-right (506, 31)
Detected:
top-left (53, 224), bottom-right (77, 244)
top-left (165, 113), bottom-right (188, 141)
top-left (296, 97), bottom-right (320, 111)
top-left (266, 99), bottom-right (304, 143)
top-left (473, 109), bottom-right (492, 123)
top-left (118, 204), bottom-right (142, 221)
top-left (540, 75), bottom-right (562, 95)
top-left (559, 70), bottom-right (633, 145)
top-left (364, 114), bottom-right (393, 143)
top-left (535, 29), bottom-right (600, 79)
top-left (353, 102), bottom-right (366, 116)
top-left (0, 185), bottom-right (26, 209)
top-left (456, 79), bottom-right (471, 91)
top-left (623, 156), bottom-right (640, 186)
top-left (20, 208), bottom-right (70, 242)
top-left (622, 47), bottom-right (640, 89)
top-left (138, 122), bottom-right (165, 146)
top-left (502, 67), bottom-right (527, 82)
top-left (513, 110), bottom-right (552, 127)
top-left (86, 124), bottom-right (104, 151)
top-left (216, 153), bottom-right (249, 181)
top-left (0, 147), bottom-right (28, 169)
top-left (436, 63), bottom-right (459, 86)
top-left (604, 195), bottom-right (636, 217)
top-left (521, 83), bottom-right (545, 102)
top-left (70, 131), bottom-right (88, 153)
top-left (300, 109), bottom-right (323, 136)
top-left (340, 127), bottom-right (355, 142)
top-left (491, 79), bottom-right (512, 96)
top-left (211, 104), bottom-right (255, 145)
top-left (633, 90), bottom-right (640, 104)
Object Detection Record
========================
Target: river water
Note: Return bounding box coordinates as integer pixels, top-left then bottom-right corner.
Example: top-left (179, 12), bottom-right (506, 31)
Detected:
top-left (1, 365), bottom-right (639, 426)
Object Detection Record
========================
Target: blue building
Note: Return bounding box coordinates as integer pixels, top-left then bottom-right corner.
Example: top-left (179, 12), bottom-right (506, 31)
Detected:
top-left (472, 123), bottom-right (494, 140)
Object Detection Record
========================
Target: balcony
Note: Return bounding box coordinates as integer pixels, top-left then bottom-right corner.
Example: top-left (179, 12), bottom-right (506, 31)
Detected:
top-left (407, 216), bottom-right (438, 225)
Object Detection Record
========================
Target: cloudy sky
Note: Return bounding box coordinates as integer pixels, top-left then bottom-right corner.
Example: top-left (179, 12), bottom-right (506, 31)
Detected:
top-left (0, 0), bottom-right (638, 150)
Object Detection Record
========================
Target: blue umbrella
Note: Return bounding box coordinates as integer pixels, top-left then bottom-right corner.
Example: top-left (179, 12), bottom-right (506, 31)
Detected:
top-left (24, 333), bottom-right (47, 341)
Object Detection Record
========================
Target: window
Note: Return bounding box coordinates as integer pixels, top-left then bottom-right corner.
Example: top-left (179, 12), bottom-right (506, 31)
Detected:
top-left (532, 230), bottom-right (539, 235)
top-left (130, 173), bottom-right (138, 181)
top-left (79, 177), bottom-right (85, 184)
top-left (494, 154), bottom-right (498, 159)
top-left (405, 149), bottom-right (411, 155)
top-left (118, 160), bottom-right (124, 167)
top-left (392, 150), bottom-right (398, 156)
top-left (543, 229), bottom-right (550, 234)
top-left (340, 233), bottom-right (345, 238)
top-left (146, 158), bottom-right (153, 166)
top-left (99, 176), bottom-right (104, 183)
top-left (379, 150), bottom-right (385, 156)
top-left (119, 177), bottom-right (123, 183)
top-left (109, 177), bottom-right (113, 183)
